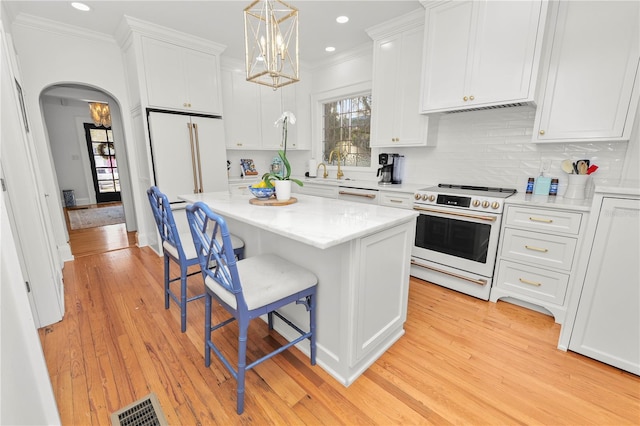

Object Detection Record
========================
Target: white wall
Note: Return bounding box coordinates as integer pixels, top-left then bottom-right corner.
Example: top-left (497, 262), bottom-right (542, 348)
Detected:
top-left (10, 15), bottom-right (143, 257)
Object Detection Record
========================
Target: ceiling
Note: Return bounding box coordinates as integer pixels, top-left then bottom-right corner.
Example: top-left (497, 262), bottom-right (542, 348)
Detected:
top-left (3, 0), bottom-right (422, 67)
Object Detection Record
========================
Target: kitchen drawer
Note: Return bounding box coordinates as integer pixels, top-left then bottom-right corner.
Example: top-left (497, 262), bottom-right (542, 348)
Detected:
top-left (505, 206), bottom-right (582, 235)
top-left (495, 260), bottom-right (569, 305)
top-left (229, 180), bottom-right (258, 195)
top-left (296, 183), bottom-right (338, 199)
top-left (501, 228), bottom-right (577, 271)
top-left (379, 191), bottom-right (414, 209)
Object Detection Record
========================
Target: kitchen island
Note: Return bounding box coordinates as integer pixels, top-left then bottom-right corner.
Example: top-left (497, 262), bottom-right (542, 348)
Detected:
top-left (179, 191), bottom-right (418, 386)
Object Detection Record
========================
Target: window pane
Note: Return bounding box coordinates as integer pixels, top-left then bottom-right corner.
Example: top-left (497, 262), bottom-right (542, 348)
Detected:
top-left (322, 94), bottom-right (372, 168)
top-left (90, 128), bottom-right (108, 142)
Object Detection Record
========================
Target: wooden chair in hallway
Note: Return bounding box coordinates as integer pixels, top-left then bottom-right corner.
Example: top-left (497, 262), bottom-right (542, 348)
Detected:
top-left (147, 186), bottom-right (245, 332)
top-left (186, 201), bottom-right (317, 414)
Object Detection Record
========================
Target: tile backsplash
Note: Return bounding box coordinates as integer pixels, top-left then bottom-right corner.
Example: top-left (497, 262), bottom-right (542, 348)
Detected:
top-left (394, 105), bottom-right (629, 195)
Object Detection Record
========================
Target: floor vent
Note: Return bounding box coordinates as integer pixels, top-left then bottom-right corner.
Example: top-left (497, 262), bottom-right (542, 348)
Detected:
top-left (110, 393), bottom-right (168, 426)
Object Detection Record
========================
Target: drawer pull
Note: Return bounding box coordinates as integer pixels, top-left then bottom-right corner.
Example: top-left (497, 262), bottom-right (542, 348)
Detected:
top-left (389, 199), bottom-right (403, 203)
top-left (525, 245), bottom-right (549, 253)
top-left (339, 191), bottom-right (376, 199)
top-left (519, 278), bottom-right (542, 287)
top-left (529, 216), bottom-right (553, 223)
top-left (411, 259), bottom-right (487, 286)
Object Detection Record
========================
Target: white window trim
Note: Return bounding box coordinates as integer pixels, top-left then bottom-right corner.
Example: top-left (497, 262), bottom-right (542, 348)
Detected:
top-left (311, 81), bottom-right (378, 174)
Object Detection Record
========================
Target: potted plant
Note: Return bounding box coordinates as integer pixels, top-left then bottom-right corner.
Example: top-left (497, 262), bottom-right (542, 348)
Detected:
top-left (261, 111), bottom-right (303, 201)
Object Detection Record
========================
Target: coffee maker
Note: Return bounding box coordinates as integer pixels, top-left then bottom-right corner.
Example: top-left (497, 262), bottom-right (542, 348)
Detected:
top-left (377, 153), bottom-right (405, 185)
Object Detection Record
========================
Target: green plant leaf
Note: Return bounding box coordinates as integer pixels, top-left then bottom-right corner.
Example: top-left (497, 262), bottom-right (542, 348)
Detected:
top-left (278, 150), bottom-right (292, 179)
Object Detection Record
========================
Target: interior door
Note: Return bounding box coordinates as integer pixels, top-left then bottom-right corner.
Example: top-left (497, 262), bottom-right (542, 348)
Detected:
top-left (83, 123), bottom-right (121, 203)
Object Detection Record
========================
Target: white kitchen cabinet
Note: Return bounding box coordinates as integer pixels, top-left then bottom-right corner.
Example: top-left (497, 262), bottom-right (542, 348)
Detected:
top-left (566, 194), bottom-right (640, 375)
top-left (533, 1), bottom-right (640, 143)
top-left (142, 36), bottom-right (223, 115)
top-left (490, 205), bottom-right (586, 324)
top-left (368, 12), bottom-right (430, 147)
top-left (221, 67), bottom-right (262, 150)
top-left (222, 64), bottom-right (303, 150)
top-left (419, 0), bottom-right (546, 113)
top-left (294, 181), bottom-right (338, 199)
top-left (229, 179), bottom-right (259, 196)
top-left (378, 191), bottom-right (414, 209)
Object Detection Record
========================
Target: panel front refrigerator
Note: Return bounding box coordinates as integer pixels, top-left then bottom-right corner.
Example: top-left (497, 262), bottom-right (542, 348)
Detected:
top-left (148, 111), bottom-right (229, 205)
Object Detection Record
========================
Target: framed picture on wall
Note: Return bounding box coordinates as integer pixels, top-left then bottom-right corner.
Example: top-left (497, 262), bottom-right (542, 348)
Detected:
top-left (15, 79), bottom-right (29, 132)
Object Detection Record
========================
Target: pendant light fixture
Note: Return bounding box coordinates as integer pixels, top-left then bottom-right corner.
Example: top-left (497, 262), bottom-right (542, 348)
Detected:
top-left (88, 102), bottom-right (111, 128)
top-left (244, 0), bottom-right (299, 89)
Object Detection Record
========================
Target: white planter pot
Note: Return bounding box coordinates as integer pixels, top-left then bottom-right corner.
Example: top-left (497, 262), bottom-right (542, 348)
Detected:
top-left (275, 180), bottom-right (292, 201)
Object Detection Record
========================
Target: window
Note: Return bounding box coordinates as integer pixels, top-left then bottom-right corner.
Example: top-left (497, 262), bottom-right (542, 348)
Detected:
top-left (321, 93), bottom-right (372, 168)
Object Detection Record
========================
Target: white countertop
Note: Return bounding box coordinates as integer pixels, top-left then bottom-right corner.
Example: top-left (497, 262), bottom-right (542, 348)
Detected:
top-left (593, 180), bottom-right (640, 197)
top-left (505, 193), bottom-right (592, 212)
top-left (296, 177), bottom-right (429, 194)
top-left (179, 191), bottom-right (418, 250)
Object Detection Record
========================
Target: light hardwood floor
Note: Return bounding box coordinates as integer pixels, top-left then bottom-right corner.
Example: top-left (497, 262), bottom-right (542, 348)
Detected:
top-left (39, 225), bottom-right (640, 424)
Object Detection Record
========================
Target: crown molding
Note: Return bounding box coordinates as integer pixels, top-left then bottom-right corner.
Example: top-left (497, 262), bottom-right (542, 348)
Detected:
top-left (12, 13), bottom-right (116, 45)
top-left (117, 15), bottom-right (226, 55)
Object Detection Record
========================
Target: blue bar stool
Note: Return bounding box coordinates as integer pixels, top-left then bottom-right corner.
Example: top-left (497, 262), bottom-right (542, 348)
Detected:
top-left (147, 186), bottom-right (245, 332)
top-left (186, 201), bottom-right (317, 414)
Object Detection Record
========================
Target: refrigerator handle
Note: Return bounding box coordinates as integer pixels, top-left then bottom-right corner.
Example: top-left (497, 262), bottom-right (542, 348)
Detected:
top-left (193, 123), bottom-right (204, 193)
top-left (187, 122), bottom-right (199, 194)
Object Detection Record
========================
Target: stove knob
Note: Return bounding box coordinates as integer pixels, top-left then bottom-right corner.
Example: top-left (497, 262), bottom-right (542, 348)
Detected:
top-left (491, 201), bottom-right (500, 210)
top-left (421, 194), bottom-right (428, 201)
top-left (481, 201), bottom-right (490, 208)
top-left (472, 199), bottom-right (481, 207)
top-left (414, 193), bottom-right (421, 200)
top-left (428, 195), bottom-right (436, 202)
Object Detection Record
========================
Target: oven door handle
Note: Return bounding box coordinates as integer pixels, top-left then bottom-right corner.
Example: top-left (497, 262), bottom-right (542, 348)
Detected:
top-left (411, 259), bottom-right (488, 286)
top-left (413, 206), bottom-right (497, 222)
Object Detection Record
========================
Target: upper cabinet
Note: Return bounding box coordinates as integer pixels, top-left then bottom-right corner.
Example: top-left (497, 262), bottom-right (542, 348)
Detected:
top-left (419, 0), bottom-right (547, 113)
top-left (532, 1), bottom-right (640, 143)
top-left (222, 63), bottom-right (309, 150)
top-left (142, 37), bottom-right (223, 115)
top-left (116, 17), bottom-right (226, 116)
top-left (368, 11), bottom-right (431, 147)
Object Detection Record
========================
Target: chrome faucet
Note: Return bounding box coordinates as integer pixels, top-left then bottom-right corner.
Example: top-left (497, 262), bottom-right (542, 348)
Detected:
top-left (317, 162), bottom-right (328, 178)
top-left (329, 148), bottom-right (344, 179)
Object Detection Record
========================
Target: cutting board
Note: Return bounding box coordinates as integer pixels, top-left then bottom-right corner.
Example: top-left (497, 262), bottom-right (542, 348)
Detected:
top-left (249, 197), bottom-right (297, 206)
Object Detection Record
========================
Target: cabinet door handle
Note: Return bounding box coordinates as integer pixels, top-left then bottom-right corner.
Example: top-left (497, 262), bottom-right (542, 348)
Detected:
top-left (539, 130), bottom-right (545, 135)
top-left (463, 96), bottom-right (468, 101)
top-left (193, 123), bottom-right (204, 193)
top-left (187, 122), bottom-right (198, 194)
top-left (469, 95), bottom-right (474, 101)
top-left (525, 245), bottom-right (548, 253)
top-left (529, 216), bottom-right (553, 223)
top-left (339, 191), bottom-right (376, 199)
top-left (411, 259), bottom-right (487, 286)
top-left (519, 278), bottom-right (542, 287)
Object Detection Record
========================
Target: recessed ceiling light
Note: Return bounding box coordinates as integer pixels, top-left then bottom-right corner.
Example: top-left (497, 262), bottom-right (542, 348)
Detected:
top-left (336, 16), bottom-right (349, 24)
top-left (325, 47), bottom-right (336, 52)
top-left (71, 2), bottom-right (91, 12)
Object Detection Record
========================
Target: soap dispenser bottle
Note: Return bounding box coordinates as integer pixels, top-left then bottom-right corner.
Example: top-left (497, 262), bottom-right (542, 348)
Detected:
top-left (533, 162), bottom-right (552, 195)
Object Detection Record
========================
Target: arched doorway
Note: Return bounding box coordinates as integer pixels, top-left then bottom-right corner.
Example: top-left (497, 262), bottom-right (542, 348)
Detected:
top-left (40, 84), bottom-right (136, 254)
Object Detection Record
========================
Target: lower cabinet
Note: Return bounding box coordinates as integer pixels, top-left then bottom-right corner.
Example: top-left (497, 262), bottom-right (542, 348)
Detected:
top-left (294, 182), bottom-right (338, 199)
top-left (566, 195), bottom-right (640, 375)
top-left (229, 179), bottom-right (259, 196)
top-left (490, 204), bottom-right (586, 324)
top-left (378, 191), bottom-right (414, 209)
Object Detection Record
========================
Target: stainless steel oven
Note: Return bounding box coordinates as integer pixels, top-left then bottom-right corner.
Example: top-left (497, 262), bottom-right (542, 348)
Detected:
top-left (410, 184), bottom-right (516, 300)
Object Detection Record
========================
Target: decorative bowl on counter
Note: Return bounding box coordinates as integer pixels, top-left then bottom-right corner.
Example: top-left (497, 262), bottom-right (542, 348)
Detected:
top-left (249, 185), bottom-right (275, 199)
